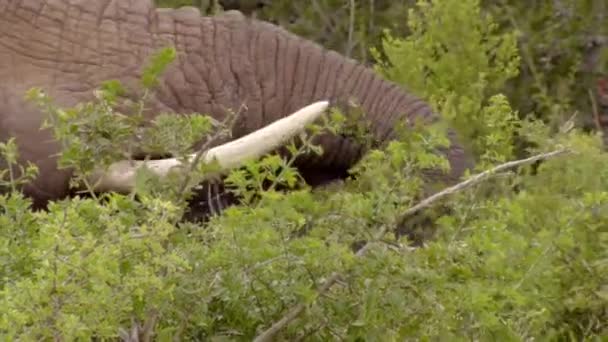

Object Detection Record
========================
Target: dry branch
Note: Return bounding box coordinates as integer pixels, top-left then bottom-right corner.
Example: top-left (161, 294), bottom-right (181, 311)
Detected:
top-left (398, 148), bottom-right (571, 220)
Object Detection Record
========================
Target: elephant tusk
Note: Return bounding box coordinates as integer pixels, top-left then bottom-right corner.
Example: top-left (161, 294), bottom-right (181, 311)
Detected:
top-left (87, 100), bottom-right (329, 193)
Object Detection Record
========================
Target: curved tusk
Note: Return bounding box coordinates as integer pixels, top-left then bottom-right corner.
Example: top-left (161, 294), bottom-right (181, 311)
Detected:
top-left (87, 100), bottom-right (329, 193)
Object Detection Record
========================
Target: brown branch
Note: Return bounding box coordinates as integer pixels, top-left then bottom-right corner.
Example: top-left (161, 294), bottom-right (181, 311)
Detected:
top-left (398, 148), bottom-right (571, 220)
top-left (253, 148), bottom-right (571, 342)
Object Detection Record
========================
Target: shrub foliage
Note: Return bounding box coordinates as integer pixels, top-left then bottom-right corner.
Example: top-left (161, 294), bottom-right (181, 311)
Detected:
top-left (2, 0), bottom-right (607, 340)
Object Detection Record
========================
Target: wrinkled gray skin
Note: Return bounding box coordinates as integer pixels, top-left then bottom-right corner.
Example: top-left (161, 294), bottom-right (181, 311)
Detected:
top-left (0, 0), bottom-right (471, 217)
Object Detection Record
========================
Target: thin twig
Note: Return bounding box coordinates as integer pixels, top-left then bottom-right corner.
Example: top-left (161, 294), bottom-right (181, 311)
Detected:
top-left (589, 88), bottom-right (602, 133)
top-left (175, 105), bottom-right (243, 199)
top-left (253, 148), bottom-right (571, 341)
top-left (141, 308), bottom-right (160, 342)
top-left (310, 0), bottom-right (334, 34)
top-left (345, 0), bottom-right (356, 57)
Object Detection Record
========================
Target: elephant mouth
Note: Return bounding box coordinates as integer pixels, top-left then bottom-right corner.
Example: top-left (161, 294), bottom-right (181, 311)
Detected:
top-left (84, 101), bottom-right (329, 193)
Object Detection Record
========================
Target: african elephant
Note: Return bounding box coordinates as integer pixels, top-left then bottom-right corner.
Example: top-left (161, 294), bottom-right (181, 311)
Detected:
top-left (0, 0), bottom-right (472, 217)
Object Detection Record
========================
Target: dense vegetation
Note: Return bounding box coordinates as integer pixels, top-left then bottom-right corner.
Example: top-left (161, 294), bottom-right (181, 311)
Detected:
top-left (2, 0), bottom-right (607, 340)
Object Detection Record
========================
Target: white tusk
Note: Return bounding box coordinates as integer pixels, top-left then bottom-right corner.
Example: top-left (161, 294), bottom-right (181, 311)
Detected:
top-left (87, 100), bottom-right (329, 193)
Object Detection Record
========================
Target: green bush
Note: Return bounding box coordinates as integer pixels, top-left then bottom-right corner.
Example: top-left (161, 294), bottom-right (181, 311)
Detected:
top-left (373, 0), bottom-right (521, 165)
top-left (2, 0), bottom-right (607, 340)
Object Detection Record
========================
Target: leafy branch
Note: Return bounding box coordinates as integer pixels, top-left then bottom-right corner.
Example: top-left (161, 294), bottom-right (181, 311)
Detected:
top-left (253, 147), bottom-right (571, 342)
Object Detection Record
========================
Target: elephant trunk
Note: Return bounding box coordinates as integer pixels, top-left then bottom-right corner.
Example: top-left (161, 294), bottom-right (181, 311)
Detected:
top-left (248, 19), bottom-right (471, 185)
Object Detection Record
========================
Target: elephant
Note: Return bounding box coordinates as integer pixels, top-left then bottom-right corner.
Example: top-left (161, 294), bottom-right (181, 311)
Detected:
top-left (0, 0), bottom-right (472, 220)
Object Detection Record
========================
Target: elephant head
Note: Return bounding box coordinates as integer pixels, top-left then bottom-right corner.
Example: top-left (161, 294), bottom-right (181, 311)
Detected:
top-left (0, 0), bottom-right (472, 217)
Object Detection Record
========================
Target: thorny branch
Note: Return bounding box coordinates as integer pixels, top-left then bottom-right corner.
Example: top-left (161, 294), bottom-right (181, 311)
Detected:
top-left (253, 147), bottom-right (571, 342)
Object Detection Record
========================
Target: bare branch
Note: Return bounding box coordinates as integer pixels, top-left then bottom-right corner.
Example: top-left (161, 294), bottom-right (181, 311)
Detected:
top-left (398, 148), bottom-right (571, 220)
